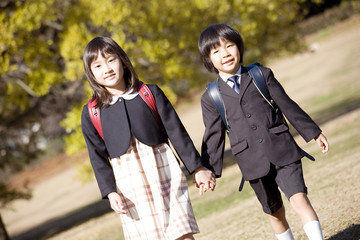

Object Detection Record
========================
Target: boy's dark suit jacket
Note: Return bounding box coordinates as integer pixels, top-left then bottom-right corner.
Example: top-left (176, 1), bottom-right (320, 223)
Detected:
top-left (201, 65), bottom-right (322, 181)
top-left (82, 84), bottom-right (202, 198)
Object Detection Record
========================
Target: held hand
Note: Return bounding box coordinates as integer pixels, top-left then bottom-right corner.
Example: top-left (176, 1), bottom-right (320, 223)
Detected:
top-left (194, 167), bottom-right (216, 195)
top-left (315, 133), bottom-right (329, 153)
top-left (107, 192), bottom-right (128, 214)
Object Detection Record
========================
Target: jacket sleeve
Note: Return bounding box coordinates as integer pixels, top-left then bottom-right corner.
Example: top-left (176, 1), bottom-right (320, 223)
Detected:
top-left (261, 66), bottom-right (322, 142)
top-left (149, 84), bottom-right (203, 174)
top-left (200, 90), bottom-right (226, 178)
top-left (81, 105), bottom-right (117, 199)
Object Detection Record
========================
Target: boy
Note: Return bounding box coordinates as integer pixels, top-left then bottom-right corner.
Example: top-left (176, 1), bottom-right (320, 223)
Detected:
top-left (198, 24), bottom-right (329, 240)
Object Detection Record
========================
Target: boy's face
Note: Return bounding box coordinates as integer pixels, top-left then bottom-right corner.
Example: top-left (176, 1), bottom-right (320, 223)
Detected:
top-left (209, 38), bottom-right (241, 78)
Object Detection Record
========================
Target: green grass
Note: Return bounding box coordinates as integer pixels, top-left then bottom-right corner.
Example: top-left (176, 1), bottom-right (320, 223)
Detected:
top-left (192, 183), bottom-right (253, 219)
top-left (310, 95), bottom-right (360, 121)
top-left (310, 116), bottom-right (359, 158)
top-left (309, 28), bottom-right (334, 42)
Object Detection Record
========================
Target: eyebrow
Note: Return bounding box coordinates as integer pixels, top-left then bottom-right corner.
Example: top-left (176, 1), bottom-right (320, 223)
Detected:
top-left (91, 60), bottom-right (101, 66)
top-left (91, 53), bottom-right (117, 65)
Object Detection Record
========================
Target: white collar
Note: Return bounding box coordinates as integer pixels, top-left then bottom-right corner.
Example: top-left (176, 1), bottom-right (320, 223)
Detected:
top-left (109, 88), bottom-right (139, 105)
top-left (219, 65), bottom-right (242, 82)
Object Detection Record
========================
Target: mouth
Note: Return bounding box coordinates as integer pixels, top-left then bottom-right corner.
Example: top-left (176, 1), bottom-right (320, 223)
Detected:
top-left (104, 73), bottom-right (116, 80)
top-left (222, 59), bottom-right (234, 65)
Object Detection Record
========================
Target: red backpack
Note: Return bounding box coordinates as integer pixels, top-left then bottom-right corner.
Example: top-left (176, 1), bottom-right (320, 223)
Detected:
top-left (87, 81), bottom-right (161, 140)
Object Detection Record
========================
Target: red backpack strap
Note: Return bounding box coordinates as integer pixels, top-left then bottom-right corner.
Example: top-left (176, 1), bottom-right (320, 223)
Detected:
top-left (87, 98), bottom-right (104, 139)
top-left (138, 81), bottom-right (162, 126)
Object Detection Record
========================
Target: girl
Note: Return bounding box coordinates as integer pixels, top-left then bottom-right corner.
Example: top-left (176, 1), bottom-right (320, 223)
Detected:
top-left (81, 36), bottom-right (215, 240)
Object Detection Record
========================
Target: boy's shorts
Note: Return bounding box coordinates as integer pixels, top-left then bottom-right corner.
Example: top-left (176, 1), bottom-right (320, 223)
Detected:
top-left (249, 160), bottom-right (307, 214)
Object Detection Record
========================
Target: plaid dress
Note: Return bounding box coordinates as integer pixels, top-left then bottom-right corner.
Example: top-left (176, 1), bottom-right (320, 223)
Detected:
top-left (111, 136), bottom-right (199, 240)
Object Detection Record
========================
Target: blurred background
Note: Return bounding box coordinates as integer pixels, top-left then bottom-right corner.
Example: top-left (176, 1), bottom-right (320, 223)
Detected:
top-left (1, 0), bottom-right (360, 239)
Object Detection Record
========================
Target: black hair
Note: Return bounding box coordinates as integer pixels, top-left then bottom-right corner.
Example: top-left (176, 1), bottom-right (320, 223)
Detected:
top-left (198, 24), bottom-right (245, 73)
top-left (83, 36), bottom-right (139, 108)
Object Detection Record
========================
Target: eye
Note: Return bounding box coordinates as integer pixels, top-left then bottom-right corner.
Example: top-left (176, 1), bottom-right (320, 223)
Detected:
top-left (227, 44), bottom-right (233, 48)
top-left (91, 63), bottom-right (101, 69)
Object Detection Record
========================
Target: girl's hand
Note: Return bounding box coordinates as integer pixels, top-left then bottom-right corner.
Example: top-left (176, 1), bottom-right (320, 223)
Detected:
top-left (194, 167), bottom-right (216, 195)
top-left (107, 192), bottom-right (128, 214)
top-left (315, 133), bottom-right (329, 153)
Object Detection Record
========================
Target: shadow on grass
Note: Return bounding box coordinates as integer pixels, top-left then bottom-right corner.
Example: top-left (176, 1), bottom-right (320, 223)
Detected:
top-left (286, 97), bottom-right (360, 136)
top-left (312, 96), bottom-right (360, 126)
top-left (326, 224), bottom-right (360, 240)
top-left (12, 150), bottom-right (239, 240)
top-left (12, 99), bottom-right (360, 240)
top-left (11, 200), bottom-right (112, 240)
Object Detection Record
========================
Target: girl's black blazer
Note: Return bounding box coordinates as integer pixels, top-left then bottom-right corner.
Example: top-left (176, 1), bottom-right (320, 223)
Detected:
top-left (81, 84), bottom-right (202, 198)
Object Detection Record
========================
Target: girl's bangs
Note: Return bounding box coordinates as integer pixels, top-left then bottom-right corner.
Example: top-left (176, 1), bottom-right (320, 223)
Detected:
top-left (86, 41), bottom-right (116, 64)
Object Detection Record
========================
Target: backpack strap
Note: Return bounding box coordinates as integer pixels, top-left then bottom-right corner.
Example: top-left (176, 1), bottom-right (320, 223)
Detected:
top-left (206, 80), bottom-right (230, 132)
top-left (246, 63), bottom-right (287, 125)
top-left (87, 98), bottom-right (104, 139)
top-left (87, 81), bottom-right (161, 140)
top-left (246, 62), bottom-right (275, 109)
top-left (137, 81), bottom-right (162, 126)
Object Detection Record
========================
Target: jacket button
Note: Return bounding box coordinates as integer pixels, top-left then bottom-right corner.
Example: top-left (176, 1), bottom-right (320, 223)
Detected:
top-left (246, 113), bottom-right (251, 118)
top-left (258, 138), bottom-right (263, 143)
top-left (241, 100), bottom-right (246, 105)
top-left (251, 125), bottom-right (257, 130)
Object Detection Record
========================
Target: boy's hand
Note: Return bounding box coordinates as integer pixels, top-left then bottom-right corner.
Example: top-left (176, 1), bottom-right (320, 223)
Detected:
top-left (315, 133), bottom-right (329, 153)
top-left (107, 192), bottom-right (128, 214)
top-left (194, 166), bottom-right (216, 195)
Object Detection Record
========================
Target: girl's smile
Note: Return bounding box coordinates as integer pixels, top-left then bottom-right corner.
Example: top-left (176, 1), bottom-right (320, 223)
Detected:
top-left (90, 52), bottom-right (126, 95)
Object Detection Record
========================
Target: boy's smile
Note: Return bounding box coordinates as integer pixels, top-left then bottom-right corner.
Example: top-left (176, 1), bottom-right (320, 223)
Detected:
top-left (209, 38), bottom-right (241, 79)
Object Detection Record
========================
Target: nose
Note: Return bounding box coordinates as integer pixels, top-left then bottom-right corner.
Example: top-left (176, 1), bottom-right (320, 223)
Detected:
top-left (104, 63), bottom-right (113, 73)
top-left (221, 48), bottom-right (230, 58)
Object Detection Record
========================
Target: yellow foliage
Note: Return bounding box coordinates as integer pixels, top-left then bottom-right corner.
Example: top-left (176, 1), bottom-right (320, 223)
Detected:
top-left (0, 14), bottom-right (16, 75)
top-left (61, 104), bottom-right (86, 155)
top-left (59, 23), bottom-right (92, 81)
top-left (60, 104), bottom-right (83, 133)
top-left (27, 69), bottom-right (62, 96)
top-left (74, 160), bottom-right (95, 184)
top-left (1, 0), bottom-right (324, 176)
top-left (63, 129), bottom-right (86, 155)
top-left (11, 0), bottom-right (55, 31)
top-left (159, 85), bottom-right (178, 105)
top-left (82, 0), bottom-right (130, 28)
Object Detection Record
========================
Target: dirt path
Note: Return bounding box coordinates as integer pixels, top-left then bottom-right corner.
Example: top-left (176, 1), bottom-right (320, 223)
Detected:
top-left (2, 14), bottom-right (360, 240)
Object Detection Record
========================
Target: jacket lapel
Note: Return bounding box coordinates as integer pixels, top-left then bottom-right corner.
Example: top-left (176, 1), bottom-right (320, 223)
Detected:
top-left (218, 67), bottom-right (252, 100)
top-left (238, 68), bottom-right (252, 99)
top-left (218, 76), bottom-right (239, 99)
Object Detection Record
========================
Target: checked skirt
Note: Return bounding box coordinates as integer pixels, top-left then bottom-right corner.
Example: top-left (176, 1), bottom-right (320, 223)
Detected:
top-left (111, 136), bottom-right (199, 240)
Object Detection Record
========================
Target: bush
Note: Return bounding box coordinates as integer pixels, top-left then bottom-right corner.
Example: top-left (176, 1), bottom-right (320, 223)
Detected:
top-left (300, 0), bottom-right (360, 35)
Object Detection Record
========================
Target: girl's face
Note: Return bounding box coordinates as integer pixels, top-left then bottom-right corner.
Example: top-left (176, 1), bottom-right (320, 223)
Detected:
top-left (90, 52), bottom-right (125, 94)
top-left (209, 38), bottom-right (241, 78)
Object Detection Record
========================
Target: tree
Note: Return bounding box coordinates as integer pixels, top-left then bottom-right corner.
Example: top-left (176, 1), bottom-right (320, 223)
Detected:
top-left (0, 0), bottom-right (324, 237)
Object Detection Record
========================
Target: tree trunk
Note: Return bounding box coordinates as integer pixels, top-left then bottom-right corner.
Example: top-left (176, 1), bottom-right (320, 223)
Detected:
top-left (0, 214), bottom-right (10, 240)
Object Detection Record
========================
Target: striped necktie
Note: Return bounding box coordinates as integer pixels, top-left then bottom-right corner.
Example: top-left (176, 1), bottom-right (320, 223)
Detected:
top-left (227, 75), bottom-right (240, 94)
